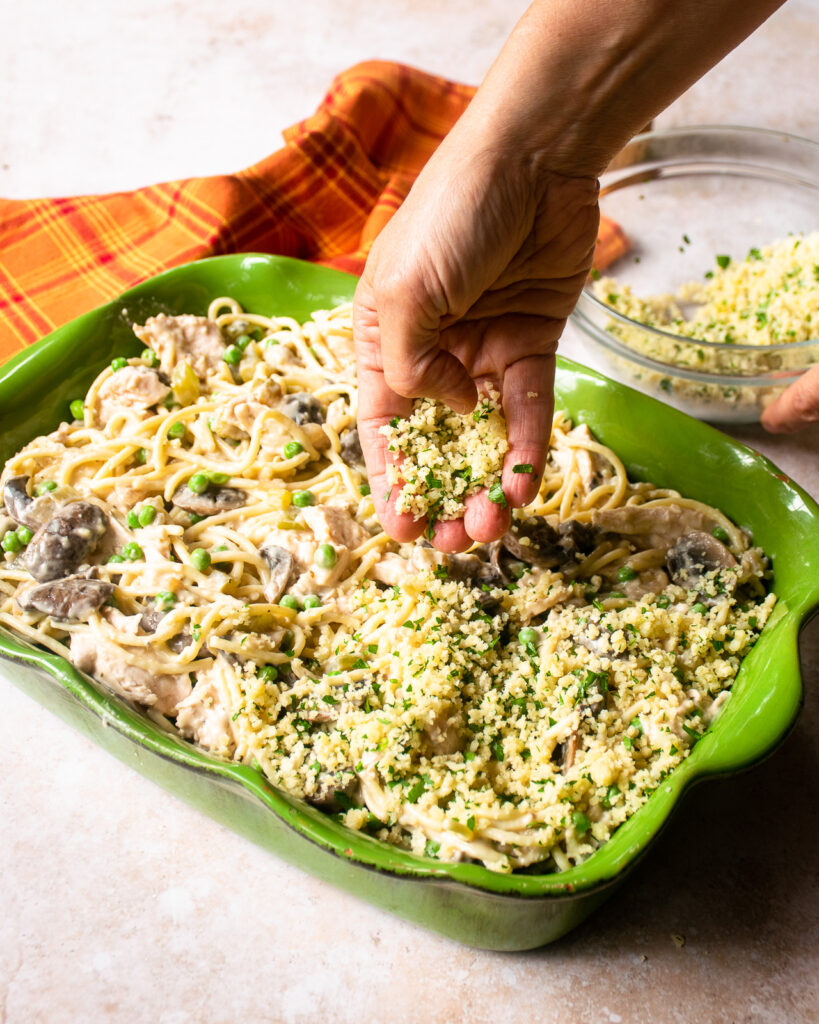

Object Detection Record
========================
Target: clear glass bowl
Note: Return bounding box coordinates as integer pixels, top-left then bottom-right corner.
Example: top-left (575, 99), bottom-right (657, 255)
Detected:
top-left (570, 126), bottom-right (819, 423)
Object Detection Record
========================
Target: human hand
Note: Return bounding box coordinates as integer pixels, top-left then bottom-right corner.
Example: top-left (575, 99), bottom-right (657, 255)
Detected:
top-left (760, 366), bottom-right (819, 433)
top-left (353, 123), bottom-right (600, 553)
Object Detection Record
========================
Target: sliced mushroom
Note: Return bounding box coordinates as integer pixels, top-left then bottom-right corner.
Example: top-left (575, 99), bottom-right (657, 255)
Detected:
top-left (502, 515), bottom-right (562, 567)
top-left (445, 553), bottom-right (504, 611)
top-left (558, 732), bottom-right (579, 771)
top-left (24, 502), bottom-right (109, 582)
top-left (3, 476), bottom-right (34, 526)
top-left (338, 427), bottom-right (364, 467)
top-left (281, 392), bottom-right (324, 426)
top-left (306, 769), bottom-right (359, 811)
top-left (139, 601), bottom-right (165, 634)
top-left (666, 531), bottom-right (737, 600)
top-left (3, 476), bottom-right (62, 533)
top-left (446, 553), bottom-right (503, 589)
top-left (17, 575), bottom-right (114, 621)
top-left (558, 519), bottom-right (599, 555)
top-left (261, 544), bottom-right (295, 603)
top-left (172, 483), bottom-right (246, 515)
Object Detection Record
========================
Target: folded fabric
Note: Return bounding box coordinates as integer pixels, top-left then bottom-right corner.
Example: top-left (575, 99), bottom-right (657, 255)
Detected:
top-left (0, 60), bottom-right (628, 362)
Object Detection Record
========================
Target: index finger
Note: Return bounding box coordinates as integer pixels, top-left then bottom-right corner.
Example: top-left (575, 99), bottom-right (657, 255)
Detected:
top-left (353, 289), bottom-right (426, 544)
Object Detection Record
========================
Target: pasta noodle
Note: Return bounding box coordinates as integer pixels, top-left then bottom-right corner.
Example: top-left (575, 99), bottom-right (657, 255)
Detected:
top-left (0, 300), bottom-right (774, 874)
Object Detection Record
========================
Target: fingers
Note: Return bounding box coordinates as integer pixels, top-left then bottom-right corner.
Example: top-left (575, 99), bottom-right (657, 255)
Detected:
top-left (354, 280), bottom-right (426, 544)
top-left (463, 491), bottom-right (512, 544)
top-left (500, 353), bottom-right (556, 508)
top-left (761, 365), bottom-right (819, 434)
top-left (431, 518), bottom-right (472, 554)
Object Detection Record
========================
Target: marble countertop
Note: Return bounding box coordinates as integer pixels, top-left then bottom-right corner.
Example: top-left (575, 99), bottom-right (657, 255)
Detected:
top-left (2, 2), bottom-right (818, 1022)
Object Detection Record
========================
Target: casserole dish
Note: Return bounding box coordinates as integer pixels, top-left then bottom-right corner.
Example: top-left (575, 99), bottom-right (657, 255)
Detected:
top-left (1, 254), bottom-right (817, 949)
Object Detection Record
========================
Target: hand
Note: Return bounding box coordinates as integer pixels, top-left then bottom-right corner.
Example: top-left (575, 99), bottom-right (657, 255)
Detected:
top-left (353, 123), bottom-right (600, 553)
top-left (761, 366), bottom-right (819, 433)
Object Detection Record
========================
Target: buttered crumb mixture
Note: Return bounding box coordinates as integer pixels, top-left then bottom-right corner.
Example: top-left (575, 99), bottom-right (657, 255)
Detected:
top-left (595, 232), bottom-right (819, 369)
top-left (0, 300), bottom-right (774, 874)
top-left (380, 388), bottom-right (509, 522)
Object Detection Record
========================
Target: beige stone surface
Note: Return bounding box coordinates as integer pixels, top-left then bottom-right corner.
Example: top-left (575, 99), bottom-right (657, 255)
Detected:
top-left (2, 2), bottom-right (819, 1022)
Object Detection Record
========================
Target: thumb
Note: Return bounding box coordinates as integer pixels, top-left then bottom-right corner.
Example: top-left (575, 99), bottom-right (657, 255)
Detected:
top-left (761, 364), bottom-right (819, 434)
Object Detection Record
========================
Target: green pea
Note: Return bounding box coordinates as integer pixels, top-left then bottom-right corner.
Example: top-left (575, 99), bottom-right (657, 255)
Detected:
top-left (1, 531), bottom-right (23, 554)
top-left (302, 595), bottom-right (321, 610)
top-left (358, 483), bottom-right (371, 497)
top-left (279, 594), bottom-right (301, 611)
top-left (572, 810), bottom-right (591, 835)
top-left (167, 421), bottom-right (186, 440)
top-left (518, 627), bottom-right (537, 645)
top-left (190, 548), bottom-right (211, 572)
top-left (691, 602), bottom-right (708, 615)
top-left (283, 441), bottom-right (303, 459)
top-left (712, 526), bottom-right (730, 544)
top-left (235, 333), bottom-right (252, 351)
top-left (134, 448), bottom-right (148, 465)
top-left (138, 505), bottom-right (157, 527)
top-left (208, 471), bottom-right (230, 485)
top-left (223, 345), bottom-right (242, 365)
top-left (69, 399), bottom-right (85, 421)
top-left (487, 481), bottom-right (507, 507)
top-left (189, 513), bottom-right (206, 526)
top-left (141, 348), bottom-right (159, 367)
top-left (108, 554), bottom-right (126, 564)
top-left (156, 591), bottom-right (177, 610)
top-left (188, 473), bottom-right (209, 495)
top-left (35, 480), bottom-right (58, 496)
top-left (314, 543), bottom-right (338, 569)
top-left (258, 664), bottom-right (278, 682)
top-left (122, 542), bottom-right (143, 561)
top-left (127, 510), bottom-right (140, 530)
top-left (617, 565), bottom-right (638, 582)
top-left (292, 490), bottom-right (315, 508)
top-left (15, 525), bottom-right (33, 546)
top-left (111, 357), bottom-right (128, 372)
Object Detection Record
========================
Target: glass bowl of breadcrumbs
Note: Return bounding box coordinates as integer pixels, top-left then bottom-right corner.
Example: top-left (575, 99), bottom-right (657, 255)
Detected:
top-left (570, 126), bottom-right (819, 423)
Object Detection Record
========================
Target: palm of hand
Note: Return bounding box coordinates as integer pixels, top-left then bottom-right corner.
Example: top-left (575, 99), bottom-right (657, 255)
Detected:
top-left (354, 141), bottom-right (600, 551)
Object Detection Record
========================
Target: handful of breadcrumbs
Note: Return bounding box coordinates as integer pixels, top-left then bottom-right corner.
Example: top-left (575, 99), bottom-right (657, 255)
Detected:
top-left (380, 387), bottom-right (509, 524)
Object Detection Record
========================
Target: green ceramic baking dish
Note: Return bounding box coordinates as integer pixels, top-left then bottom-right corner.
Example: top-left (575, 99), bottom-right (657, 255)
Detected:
top-left (1, 254), bottom-right (817, 950)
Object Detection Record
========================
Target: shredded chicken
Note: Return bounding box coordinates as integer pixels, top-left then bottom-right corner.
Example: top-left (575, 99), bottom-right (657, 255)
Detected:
top-left (70, 631), bottom-right (191, 715)
top-left (96, 366), bottom-right (170, 427)
top-left (175, 660), bottom-right (236, 757)
top-left (592, 503), bottom-right (717, 551)
top-left (133, 314), bottom-right (226, 379)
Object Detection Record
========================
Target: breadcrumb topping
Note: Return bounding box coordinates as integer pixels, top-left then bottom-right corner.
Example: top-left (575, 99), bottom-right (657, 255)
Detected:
top-left (380, 388), bottom-right (509, 523)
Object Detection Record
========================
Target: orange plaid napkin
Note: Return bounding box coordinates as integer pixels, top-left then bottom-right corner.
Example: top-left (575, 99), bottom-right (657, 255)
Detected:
top-left (0, 60), bottom-right (628, 363)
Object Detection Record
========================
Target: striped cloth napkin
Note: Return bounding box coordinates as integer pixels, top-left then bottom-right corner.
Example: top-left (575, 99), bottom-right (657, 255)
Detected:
top-left (0, 60), bottom-right (628, 362)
